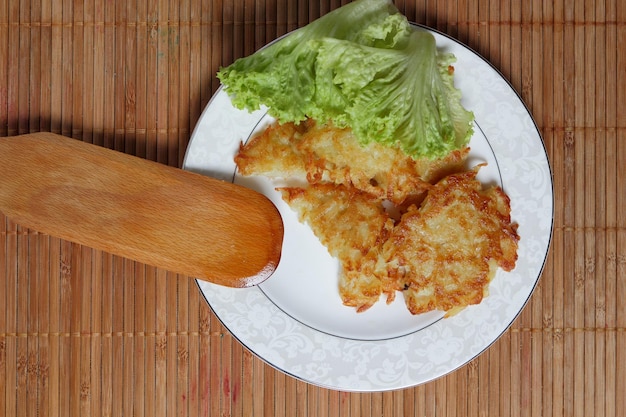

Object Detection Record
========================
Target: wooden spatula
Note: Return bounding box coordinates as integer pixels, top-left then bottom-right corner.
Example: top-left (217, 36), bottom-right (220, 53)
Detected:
top-left (0, 132), bottom-right (284, 287)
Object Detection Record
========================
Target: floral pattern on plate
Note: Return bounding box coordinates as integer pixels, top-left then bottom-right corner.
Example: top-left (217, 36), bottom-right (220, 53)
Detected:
top-left (183, 25), bottom-right (553, 392)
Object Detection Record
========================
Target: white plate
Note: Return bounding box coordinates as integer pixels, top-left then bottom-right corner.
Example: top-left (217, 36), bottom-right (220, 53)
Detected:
top-left (183, 25), bottom-right (553, 391)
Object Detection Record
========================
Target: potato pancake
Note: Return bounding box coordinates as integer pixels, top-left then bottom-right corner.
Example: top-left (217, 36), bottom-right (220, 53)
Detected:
top-left (279, 184), bottom-right (394, 312)
top-left (373, 168), bottom-right (519, 315)
top-left (235, 119), bottom-right (469, 206)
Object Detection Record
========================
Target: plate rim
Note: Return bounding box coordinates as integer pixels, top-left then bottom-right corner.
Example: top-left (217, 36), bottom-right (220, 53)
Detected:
top-left (183, 22), bottom-right (555, 392)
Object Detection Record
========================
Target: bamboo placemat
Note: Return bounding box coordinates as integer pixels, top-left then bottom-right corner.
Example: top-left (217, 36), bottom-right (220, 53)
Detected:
top-left (1, 0), bottom-right (624, 415)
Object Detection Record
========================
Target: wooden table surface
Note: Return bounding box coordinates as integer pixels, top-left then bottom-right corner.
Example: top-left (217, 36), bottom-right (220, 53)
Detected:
top-left (1, 0), bottom-right (624, 416)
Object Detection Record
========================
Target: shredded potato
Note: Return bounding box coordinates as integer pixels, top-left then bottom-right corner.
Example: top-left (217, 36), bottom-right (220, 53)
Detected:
top-left (235, 119), bottom-right (519, 315)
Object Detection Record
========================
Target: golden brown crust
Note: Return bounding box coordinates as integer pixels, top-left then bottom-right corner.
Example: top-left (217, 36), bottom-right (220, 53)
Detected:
top-left (279, 183), bottom-right (394, 312)
top-left (374, 169), bottom-right (519, 315)
top-left (236, 119), bottom-right (457, 206)
top-left (234, 121), bottom-right (310, 179)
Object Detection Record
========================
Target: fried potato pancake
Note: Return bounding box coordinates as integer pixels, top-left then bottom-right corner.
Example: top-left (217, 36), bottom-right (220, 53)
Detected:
top-left (372, 168), bottom-right (519, 315)
top-left (279, 184), bottom-right (395, 312)
top-left (235, 120), bottom-right (469, 206)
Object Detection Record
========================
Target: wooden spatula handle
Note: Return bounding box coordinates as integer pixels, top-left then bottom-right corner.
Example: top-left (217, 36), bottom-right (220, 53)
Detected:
top-left (0, 132), bottom-right (283, 287)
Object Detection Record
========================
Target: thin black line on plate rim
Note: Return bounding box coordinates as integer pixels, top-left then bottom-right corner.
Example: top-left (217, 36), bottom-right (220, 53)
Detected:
top-left (189, 21), bottom-right (555, 391)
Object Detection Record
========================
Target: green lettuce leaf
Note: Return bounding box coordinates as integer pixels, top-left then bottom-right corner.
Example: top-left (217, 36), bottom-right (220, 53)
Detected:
top-left (312, 30), bottom-right (474, 158)
top-left (217, 0), bottom-right (474, 159)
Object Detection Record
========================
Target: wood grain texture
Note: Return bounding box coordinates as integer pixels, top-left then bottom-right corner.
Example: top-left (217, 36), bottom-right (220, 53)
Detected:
top-left (0, 0), bottom-right (624, 416)
top-left (0, 133), bottom-right (284, 287)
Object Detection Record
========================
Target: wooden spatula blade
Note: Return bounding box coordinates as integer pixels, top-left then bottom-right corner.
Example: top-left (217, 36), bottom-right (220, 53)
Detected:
top-left (0, 132), bottom-right (284, 287)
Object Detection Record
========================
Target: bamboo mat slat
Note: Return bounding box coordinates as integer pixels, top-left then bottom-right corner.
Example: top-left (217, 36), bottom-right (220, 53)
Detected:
top-left (1, 0), bottom-right (625, 416)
